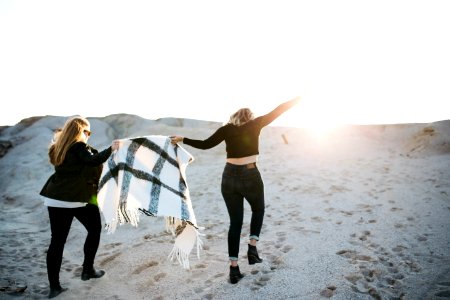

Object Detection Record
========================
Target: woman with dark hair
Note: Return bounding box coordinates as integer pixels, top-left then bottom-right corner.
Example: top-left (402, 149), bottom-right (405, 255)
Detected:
top-left (40, 116), bottom-right (120, 298)
top-left (171, 96), bottom-right (300, 284)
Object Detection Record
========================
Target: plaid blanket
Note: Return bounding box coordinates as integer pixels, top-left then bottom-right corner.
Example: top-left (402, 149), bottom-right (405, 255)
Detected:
top-left (97, 135), bottom-right (202, 269)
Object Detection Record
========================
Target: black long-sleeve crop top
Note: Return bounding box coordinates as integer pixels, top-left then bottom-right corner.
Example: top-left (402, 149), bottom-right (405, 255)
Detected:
top-left (183, 99), bottom-right (297, 158)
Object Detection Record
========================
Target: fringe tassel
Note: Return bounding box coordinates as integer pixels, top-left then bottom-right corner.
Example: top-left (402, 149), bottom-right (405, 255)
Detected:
top-left (168, 245), bottom-right (191, 270)
top-left (167, 221), bottom-right (203, 269)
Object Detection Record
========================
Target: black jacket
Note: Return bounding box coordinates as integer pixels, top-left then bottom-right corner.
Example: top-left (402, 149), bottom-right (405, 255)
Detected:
top-left (40, 142), bottom-right (112, 203)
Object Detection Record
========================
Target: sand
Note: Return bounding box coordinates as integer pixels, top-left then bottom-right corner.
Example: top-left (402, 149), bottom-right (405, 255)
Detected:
top-left (0, 115), bottom-right (449, 299)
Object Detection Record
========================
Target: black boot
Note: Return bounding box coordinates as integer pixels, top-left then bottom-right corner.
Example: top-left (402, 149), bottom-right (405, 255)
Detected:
top-left (229, 265), bottom-right (244, 284)
top-left (48, 285), bottom-right (68, 299)
top-left (81, 266), bottom-right (105, 281)
top-left (247, 244), bottom-right (263, 265)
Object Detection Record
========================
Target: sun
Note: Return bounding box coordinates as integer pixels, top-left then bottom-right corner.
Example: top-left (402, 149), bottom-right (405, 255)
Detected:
top-left (282, 99), bottom-right (343, 138)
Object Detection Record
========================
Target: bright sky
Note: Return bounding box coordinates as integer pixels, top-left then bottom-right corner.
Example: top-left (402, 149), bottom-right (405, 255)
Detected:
top-left (1, 0), bottom-right (449, 128)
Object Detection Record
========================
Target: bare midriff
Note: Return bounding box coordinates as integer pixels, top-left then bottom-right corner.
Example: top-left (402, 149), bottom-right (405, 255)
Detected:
top-left (226, 155), bottom-right (258, 165)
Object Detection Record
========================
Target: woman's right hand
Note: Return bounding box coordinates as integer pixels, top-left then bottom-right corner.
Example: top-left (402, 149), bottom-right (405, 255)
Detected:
top-left (170, 136), bottom-right (184, 145)
top-left (111, 140), bottom-right (121, 151)
top-left (292, 96), bottom-right (301, 105)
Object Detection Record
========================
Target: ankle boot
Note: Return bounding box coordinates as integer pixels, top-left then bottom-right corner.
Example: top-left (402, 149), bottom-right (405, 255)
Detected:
top-left (247, 244), bottom-right (263, 265)
top-left (48, 285), bottom-right (68, 299)
top-left (229, 265), bottom-right (244, 284)
top-left (81, 266), bottom-right (105, 281)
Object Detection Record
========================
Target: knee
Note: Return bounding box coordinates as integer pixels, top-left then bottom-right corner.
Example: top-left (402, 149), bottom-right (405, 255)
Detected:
top-left (93, 225), bottom-right (102, 235)
top-left (230, 218), bottom-right (243, 225)
top-left (48, 238), bottom-right (66, 251)
top-left (252, 207), bottom-right (265, 215)
top-left (229, 219), bottom-right (243, 229)
top-left (88, 223), bottom-right (102, 236)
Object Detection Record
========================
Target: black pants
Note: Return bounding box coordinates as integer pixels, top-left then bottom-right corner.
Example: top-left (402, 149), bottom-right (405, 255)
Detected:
top-left (46, 204), bottom-right (102, 287)
top-left (221, 163), bottom-right (265, 260)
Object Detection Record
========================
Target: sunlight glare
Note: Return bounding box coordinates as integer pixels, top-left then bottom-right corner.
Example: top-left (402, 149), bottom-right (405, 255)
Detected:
top-left (285, 98), bottom-right (343, 139)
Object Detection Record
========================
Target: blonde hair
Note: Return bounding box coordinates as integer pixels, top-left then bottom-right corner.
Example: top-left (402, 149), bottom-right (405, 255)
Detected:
top-left (228, 108), bottom-right (254, 126)
top-left (49, 116), bottom-right (89, 166)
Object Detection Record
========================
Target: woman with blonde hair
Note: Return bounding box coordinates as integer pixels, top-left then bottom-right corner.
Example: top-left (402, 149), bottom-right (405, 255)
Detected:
top-left (40, 116), bottom-right (120, 298)
top-left (171, 96), bottom-right (300, 284)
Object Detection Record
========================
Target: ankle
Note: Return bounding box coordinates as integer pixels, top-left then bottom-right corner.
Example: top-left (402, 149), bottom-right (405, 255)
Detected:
top-left (248, 237), bottom-right (258, 246)
top-left (49, 284), bottom-right (62, 290)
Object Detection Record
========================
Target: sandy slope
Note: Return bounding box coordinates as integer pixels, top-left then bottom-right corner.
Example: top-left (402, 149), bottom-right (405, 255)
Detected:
top-left (1, 115), bottom-right (449, 299)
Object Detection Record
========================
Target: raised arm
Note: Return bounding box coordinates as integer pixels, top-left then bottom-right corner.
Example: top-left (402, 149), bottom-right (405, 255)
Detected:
top-left (259, 96), bottom-right (301, 127)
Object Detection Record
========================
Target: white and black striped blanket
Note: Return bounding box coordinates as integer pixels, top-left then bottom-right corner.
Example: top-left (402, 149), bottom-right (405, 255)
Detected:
top-left (97, 135), bottom-right (202, 269)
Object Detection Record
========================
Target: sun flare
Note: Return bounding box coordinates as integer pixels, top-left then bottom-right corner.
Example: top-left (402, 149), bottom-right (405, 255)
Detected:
top-left (282, 99), bottom-right (343, 138)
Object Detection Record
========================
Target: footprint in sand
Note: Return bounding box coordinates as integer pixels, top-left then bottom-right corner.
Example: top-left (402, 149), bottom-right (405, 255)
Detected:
top-left (253, 275), bottom-right (270, 287)
top-left (103, 242), bottom-right (122, 250)
top-left (275, 231), bottom-right (286, 243)
top-left (394, 223), bottom-right (405, 229)
top-left (266, 254), bottom-right (284, 269)
top-left (329, 185), bottom-right (351, 193)
top-left (311, 216), bottom-right (325, 222)
top-left (319, 286), bottom-right (337, 298)
top-left (280, 245), bottom-right (293, 253)
top-left (390, 207), bottom-right (403, 212)
top-left (194, 263), bottom-right (208, 270)
top-left (392, 245), bottom-right (407, 253)
top-left (340, 210), bottom-right (353, 216)
top-left (291, 226), bottom-right (320, 234)
top-left (336, 249), bottom-right (374, 262)
top-left (357, 203), bottom-right (374, 213)
top-left (132, 260), bottom-right (159, 275)
top-left (416, 235), bottom-right (428, 242)
top-left (201, 293), bottom-right (214, 300)
top-left (212, 272), bottom-right (226, 279)
top-left (98, 252), bottom-right (121, 267)
top-left (287, 211), bottom-right (300, 218)
top-left (358, 230), bottom-right (371, 241)
top-left (153, 272), bottom-right (166, 282)
top-left (195, 269), bottom-right (226, 296)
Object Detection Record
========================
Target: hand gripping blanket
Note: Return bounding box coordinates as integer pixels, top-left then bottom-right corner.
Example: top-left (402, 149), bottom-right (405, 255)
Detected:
top-left (97, 135), bottom-right (202, 269)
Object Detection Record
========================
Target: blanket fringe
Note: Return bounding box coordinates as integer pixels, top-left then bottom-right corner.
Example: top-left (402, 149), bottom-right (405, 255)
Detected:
top-left (167, 219), bottom-right (203, 269)
top-left (105, 205), bottom-right (142, 234)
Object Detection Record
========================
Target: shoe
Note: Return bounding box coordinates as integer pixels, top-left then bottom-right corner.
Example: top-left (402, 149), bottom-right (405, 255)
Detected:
top-left (81, 267), bottom-right (105, 281)
top-left (48, 286), bottom-right (68, 299)
top-left (229, 265), bottom-right (244, 284)
top-left (247, 244), bottom-right (263, 265)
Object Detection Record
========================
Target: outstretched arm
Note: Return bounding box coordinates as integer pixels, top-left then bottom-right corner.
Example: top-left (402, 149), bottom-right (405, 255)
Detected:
top-left (259, 96), bottom-right (301, 127)
top-left (170, 126), bottom-right (226, 149)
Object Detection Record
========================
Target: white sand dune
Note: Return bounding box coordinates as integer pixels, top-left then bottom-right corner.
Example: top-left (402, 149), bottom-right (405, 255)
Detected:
top-left (1, 115), bottom-right (449, 299)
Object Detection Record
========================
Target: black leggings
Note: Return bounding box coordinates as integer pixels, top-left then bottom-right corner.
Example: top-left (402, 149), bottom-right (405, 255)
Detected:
top-left (46, 204), bottom-right (102, 287)
top-left (221, 163), bottom-right (265, 260)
